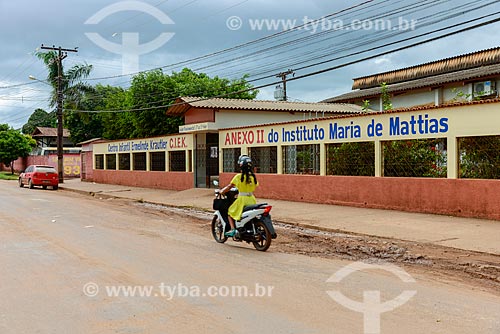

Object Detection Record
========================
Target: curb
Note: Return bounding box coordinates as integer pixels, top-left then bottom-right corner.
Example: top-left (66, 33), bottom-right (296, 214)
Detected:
top-left (59, 186), bottom-right (500, 256)
top-left (58, 185), bottom-right (418, 241)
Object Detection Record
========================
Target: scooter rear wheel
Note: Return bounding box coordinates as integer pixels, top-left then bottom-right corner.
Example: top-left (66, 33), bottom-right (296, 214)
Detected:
top-left (211, 216), bottom-right (228, 243)
top-left (252, 220), bottom-right (272, 251)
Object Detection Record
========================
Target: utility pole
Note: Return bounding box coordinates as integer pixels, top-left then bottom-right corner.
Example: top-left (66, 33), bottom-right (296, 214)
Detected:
top-left (275, 69), bottom-right (294, 101)
top-left (40, 45), bottom-right (78, 183)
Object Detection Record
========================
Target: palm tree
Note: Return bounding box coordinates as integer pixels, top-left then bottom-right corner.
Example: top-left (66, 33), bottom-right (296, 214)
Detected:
top-left (36, 51), bottom-right (94, 108)
top-left (36, 51), bottom-right (101, 144)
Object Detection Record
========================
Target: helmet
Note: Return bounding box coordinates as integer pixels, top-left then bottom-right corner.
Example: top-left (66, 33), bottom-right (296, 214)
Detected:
top-left (238, 155), bottom-right (252, 168)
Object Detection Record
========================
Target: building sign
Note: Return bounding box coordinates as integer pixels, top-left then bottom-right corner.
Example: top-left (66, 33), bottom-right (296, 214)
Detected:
top-left (222, 113), bottom-right (449, 147)
top-left (93, 134), bottom-right (194, 155)
top-left (179, 122), bottom-right (218, 133)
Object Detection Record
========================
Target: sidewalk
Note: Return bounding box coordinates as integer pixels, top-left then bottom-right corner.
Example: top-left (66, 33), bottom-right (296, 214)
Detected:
top-left (60, 178), bottom-right (500, 255)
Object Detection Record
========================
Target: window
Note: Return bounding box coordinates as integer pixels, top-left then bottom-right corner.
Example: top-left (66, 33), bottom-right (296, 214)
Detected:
top-left (106, 154), bottom-right (116, 170)
top-left (133, 152), bottom-right (147, 171)
top-left (35, 166), bottom-right (56, 173)
top-left (150, 152), bottom-right (166, 171)
top-left (283, 144), bottom-right (320, 174)
top-left (326, 142), bottom-right (375, 176)
top-left (169, 151), bottom-right (186, 172)
top-left (248, 147), bottom-right (277, 173)
top-left (223, 148), bottom-right (241, 172)
top-left (383, 139), bottom-right (447, 178)
top-left (95, 154), bottom-right (104, 170)
top-left (459, 135), bottom-right (500, 179)
top-left (118, 153), bottom-right (130, 170)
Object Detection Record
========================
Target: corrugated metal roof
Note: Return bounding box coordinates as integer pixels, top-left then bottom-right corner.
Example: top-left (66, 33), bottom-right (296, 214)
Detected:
top-left (352, 47), bottom-right (500, 89)
top-left (167, 97), bottom-right (365, 115)
top-left (31, 127), bottom-right (71, 137)
top-left (323, 63), bottom-right (500, 103)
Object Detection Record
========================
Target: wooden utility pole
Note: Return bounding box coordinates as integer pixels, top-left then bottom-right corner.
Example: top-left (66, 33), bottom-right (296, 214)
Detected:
top-left (40, 45), bottom-right (78, 183)
top-left (276, 69), bottom-right (295, 101)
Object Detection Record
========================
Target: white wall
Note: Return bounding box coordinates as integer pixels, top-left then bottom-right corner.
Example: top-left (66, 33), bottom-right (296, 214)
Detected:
top-left (443, 84), bottom-right (471, 103)
top-left (392, 90), bottom-right (434, 109)
top-left (214, 110), bottom-right (331, 129)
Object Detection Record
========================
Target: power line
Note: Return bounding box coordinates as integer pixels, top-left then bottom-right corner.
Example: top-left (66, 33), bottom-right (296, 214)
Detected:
top-left (69, 13), bottom-right (500, 114)
top-left (44, 2), bottom-right (499, 108)
top-left (3, 1), bottom-right (498, 124)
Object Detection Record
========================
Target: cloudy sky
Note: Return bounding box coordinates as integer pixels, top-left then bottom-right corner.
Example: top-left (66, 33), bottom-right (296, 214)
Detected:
top-left (0, 0), bottom-right (499, 130)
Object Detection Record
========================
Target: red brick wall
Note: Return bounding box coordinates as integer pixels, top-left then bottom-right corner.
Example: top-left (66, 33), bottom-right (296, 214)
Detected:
top-left (1, 156), bottom-right (45, 172)
top-left (81, 152), bottom-right (94, 181)
top-left (220, 173), bottom-right (500, 220)
top-left (92, 170), bottom-right (194, 191)
top-left (1, 155), bottom-right (81, 177)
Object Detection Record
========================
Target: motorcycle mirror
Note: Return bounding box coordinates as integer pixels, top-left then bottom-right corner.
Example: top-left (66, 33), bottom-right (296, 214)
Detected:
top-left (213, 180), bottom-right (219, 186)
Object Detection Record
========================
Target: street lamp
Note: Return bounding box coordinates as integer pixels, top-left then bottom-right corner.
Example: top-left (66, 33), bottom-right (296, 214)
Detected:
top-left (29, 74), bottom-right (64, 183)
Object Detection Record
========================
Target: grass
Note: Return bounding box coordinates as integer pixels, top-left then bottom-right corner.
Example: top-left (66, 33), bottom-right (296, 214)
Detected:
top-left (0, 172), bottom-right (19, 181)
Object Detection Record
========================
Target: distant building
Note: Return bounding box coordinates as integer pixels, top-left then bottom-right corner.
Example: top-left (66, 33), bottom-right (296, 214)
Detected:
top-left (323, 47), bottom-right (500, 111)
top-left (30, 126), bottom-right (75, 155)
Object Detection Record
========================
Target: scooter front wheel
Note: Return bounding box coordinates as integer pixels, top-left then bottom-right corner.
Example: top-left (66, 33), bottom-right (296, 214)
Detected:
top-left (252, 220), bottom-right (272, 251)
top-left (211, 216), bottom-right (228, 243)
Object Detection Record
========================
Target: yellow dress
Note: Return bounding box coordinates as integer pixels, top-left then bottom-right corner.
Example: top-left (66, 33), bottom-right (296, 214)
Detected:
top-left (228, 174), bottom-right (259, 221)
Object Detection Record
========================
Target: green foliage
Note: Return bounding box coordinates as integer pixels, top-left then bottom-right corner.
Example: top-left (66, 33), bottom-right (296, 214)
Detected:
top-left (0, 124), bottom-right (37, 174)
top-left (450, 87), bottom-right (490, 102)
top-left (296, 150), bottom-right (312, 173)
top-left (63, 84), bottom-right (127, 144)
top-left (35, 51), bottom-right (93, 107)
top-left (459, 136), bottom-right (500, 179)
top-left (291, 145), bottom-right (320, 174)
top-left (34, 51), bottom-right (95, 144)
top-left (451, 87), bottom-right (472, 102)
top-left (384, 139), bottom-right (447, 178)
top-left (22, 108), bottom-right (56, 134)
top-left (380, 82), bottom-right (393, 111)
top-left (0, 172), bottom-right (19, 180)
top-left (327, 142), bottom-right (375, 176)
top-left (100, 68), bottom-right (258, 140)
top-left (362, 100), bottom-right (371, 112)
top-left (30, 54), bottom-right (258, 142)
top-left (128, 68), bottom-right (257, 139)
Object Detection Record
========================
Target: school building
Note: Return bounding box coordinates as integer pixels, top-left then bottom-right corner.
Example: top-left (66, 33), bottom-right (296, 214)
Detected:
top-left (82, 48), bottom-right (500, 220)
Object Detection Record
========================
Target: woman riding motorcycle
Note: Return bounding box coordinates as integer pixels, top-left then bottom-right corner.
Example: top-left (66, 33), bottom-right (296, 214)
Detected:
top-left (219, 155), bottom-right (259, 237)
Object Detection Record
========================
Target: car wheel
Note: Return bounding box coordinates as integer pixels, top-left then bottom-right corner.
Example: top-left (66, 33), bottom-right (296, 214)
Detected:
top-left (18, 178), bottom-right (24, 188)
top-left (53, 185), bottom-right (58, 190)
top-left (42, 186), bottom-right (47, 190)
top-left (28, 179), bottom-right (34, 189)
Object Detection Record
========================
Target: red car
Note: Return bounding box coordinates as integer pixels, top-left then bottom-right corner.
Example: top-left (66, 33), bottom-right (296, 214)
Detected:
top-left (19, 165), bottom-right (59, 190)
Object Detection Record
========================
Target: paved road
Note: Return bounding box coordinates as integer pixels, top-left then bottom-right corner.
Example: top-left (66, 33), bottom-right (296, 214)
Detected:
top-left (0, 181), bottom-right (499, 333)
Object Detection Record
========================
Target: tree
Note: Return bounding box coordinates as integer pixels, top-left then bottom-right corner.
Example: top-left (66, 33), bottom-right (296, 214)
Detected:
top-left (114, 68), bottom-right (258, 139)
top-left (36, 51), bottom-right (94, 107)
top-left (0, 124), bottom-right (36, 174)
top-left (22, 108), bottom-right (56, 134)
top-left (36, 51), bottom-right (95, 143)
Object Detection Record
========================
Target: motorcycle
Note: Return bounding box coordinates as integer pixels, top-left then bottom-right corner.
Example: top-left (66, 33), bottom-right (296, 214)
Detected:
top-left (211, 181), bottom-right (277, 251)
